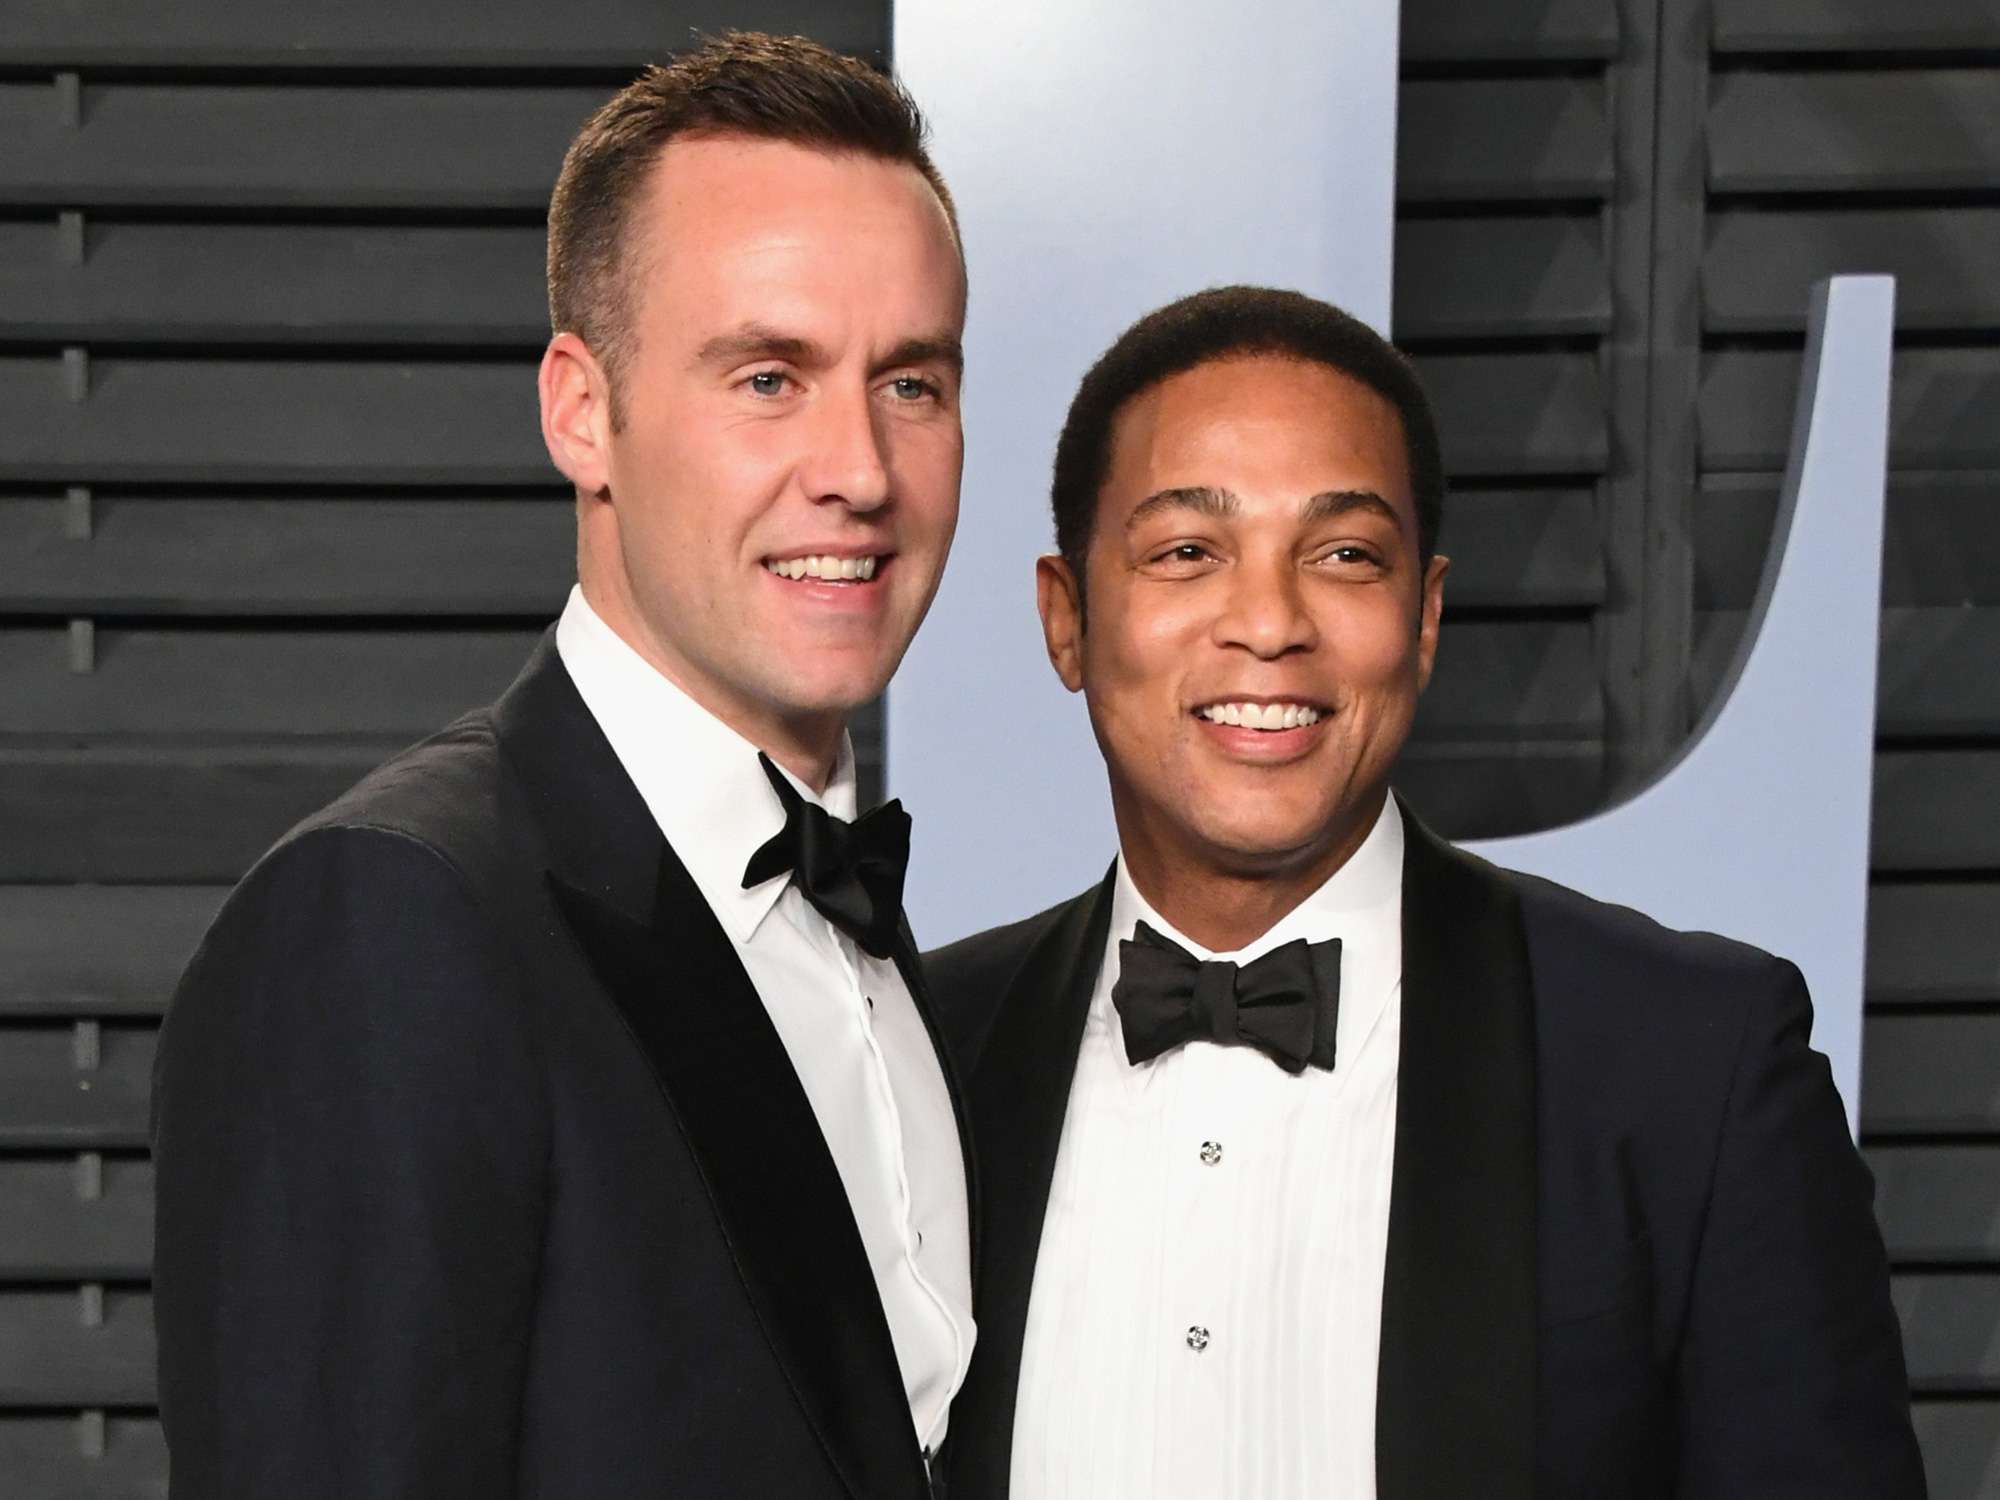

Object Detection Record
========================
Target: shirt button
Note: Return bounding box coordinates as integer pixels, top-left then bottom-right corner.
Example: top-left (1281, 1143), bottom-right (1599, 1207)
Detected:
top-left (1185, 1325), bottom-right (1210, 1353)
top-left (1199, 1140), bottom-right (1223, 1166)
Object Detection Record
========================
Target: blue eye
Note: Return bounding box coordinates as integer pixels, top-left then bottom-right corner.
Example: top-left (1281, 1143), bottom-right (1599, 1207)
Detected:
top-left (891, 376), bottom-right (938, 401)
top-left (746, 371), bottom-right (786, 396)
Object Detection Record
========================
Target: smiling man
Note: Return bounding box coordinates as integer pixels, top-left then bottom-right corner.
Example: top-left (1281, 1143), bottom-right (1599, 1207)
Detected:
top-left (932, 286), bottom-right (1922, 1499)
top-left (153, 35), bottom-right (970, 1500)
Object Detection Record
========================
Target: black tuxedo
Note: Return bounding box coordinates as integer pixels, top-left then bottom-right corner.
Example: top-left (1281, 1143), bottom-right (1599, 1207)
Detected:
top-left (928, 812), bottom-right (1922, 1499)
top-left (152, 633), bottom-right (971, 1499)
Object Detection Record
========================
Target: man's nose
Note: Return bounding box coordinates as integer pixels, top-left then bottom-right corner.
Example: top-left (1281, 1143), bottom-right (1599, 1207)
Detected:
top-left (1213, 554), bottom-right (1317, 658)
top-left (801, 384), bottom-right (892, 512)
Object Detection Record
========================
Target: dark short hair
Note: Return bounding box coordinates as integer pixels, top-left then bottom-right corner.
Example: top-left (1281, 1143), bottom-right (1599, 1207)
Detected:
top-left (1051, 285), bottom-right (1445, 598)
top-left (546, 31), bottom-right (958, 420)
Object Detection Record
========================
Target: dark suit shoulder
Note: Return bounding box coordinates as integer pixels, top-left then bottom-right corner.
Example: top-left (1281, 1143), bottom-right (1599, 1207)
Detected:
top-left (1500, 865), bottom-right (1814, 1233)
top-left (1504, 865), bottom-right (1798, 1086)
top-left (925, 887), bottom-right (1101, 1064)
top-left (279, 708), bottom-right (514, 893)
top-left (180, 709), bottom-right (531, 1053)
top-left (1509, 866), bottom-right (1793, 993)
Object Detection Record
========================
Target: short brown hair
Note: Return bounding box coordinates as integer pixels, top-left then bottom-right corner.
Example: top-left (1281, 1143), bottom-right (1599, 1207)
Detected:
top-left (546, 31), bottom-right (958, 420)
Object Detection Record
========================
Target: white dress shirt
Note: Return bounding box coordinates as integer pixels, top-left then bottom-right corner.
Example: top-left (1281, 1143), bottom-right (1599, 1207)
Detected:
top-left (555, 586), bottom-right (974, 1454)
top-left (1012, 795), bottom-right (1406, 1500)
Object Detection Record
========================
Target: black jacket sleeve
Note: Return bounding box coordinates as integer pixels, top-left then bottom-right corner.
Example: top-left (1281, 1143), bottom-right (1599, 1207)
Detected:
top-left (151, 825), bottom-right (548, 1500)
top-left (1674, 958), bottom-right (1925, 1498)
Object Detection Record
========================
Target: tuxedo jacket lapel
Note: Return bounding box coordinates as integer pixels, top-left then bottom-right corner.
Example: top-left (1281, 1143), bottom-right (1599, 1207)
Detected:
top-left (1376, 812), bottom-right (1538, 1499)
top-left (498, 634), bottom-right (926, 1500)
top-left (950, 873), bottom-right (1115, 1493)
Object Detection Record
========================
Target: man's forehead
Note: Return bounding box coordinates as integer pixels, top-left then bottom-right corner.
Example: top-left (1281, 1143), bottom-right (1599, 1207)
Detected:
top-left (622, 135), bottom-right (966, 343)
top-left (1109, 359), bottom-right (1409, 481)
top-left (1089, 357), bottom-right (1417, 548)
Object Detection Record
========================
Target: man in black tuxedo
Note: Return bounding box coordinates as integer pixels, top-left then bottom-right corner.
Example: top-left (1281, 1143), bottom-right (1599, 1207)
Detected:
top-left (153, 34), bottom-right (973, 1499)
top-left (931, 287), bottom-right (1923, 1499)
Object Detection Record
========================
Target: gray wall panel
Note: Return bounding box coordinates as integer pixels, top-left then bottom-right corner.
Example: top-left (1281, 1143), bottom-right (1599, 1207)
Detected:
top-left (0, 888), bottom-right (224, 1018)
top-left (1395, 215), bottom-right (1611, 339)
top-left (1868, 883), bottom-right (2000, 1006)
top-left (1415, 621), bottom-right (1602, 738)
top-left (0, 496), bottom-right (573, 618)
top-left (0, 748), bottom-right (383, 883)
top-left (1419, 353), bottom-right (1608, 476)
top-left (1397, 79), bottom-right (1613, 201)
top-left (1866, 1014), bottom-right (2000, 1134)
top-left (1869, 1145), bottom-right (2000, 1261)
top-left (1391, 741), bottom-right (1607, 839)
top-left (1709, 71), bottom-right (2000, 194)
top-left (0, 222), bottom-right (549, 346)
top-left (0, 358), bottom-right (550, 485)
top-left (1694, 476), bottom-right (2000, 610)
top-left (0, 1159), bottom-right (154, 1280)
top-left (0, 1026), bottom-right (155, 1150)
top-left (1873, 753), bottom-right (2000, 871)
top-left (2, 0), bottom-right (885, 68)
top-left (1403, 0), bottom-right (1620, 60)
top-left (0, 1291), bottom-right (155, 1406)
top-left (1707, 209), bottom-right (2000, 334)
top-left (1914, 1402), bottom-right (2000, 1500)
top-left (1895, 1274), bottom-right (2000, 1389)
top-left (0, 82), bottom-right (599, 209)
top-left (1714, 0), bottom-right (2000, 52)
top-left (1700, 350), bottom-right (2000, 471)
top-left (0, 1416), bottom-right (166, 1500)
top-left (1435, 490), bottom-right (1605, 608)
top-left (1, 629), bottom-right (538, 737)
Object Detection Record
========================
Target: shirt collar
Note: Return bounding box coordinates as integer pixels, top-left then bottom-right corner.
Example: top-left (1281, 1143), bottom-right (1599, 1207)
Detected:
top-left (554, 585), bottom-right (857, 944)
top-left (1100, 793), bottom-right (1407, 1077)
top-left (1108, 791), bottom-right (1405, 964)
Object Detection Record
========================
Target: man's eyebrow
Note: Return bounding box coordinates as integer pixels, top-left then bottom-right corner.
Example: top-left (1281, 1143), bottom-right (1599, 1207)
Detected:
top-left (878, 335), bottom-right (965, 378)
top-left (1124, 486), bottom-right (1240, 530)
top-left (1302, 488), bottom-right (1401, 525)
top-left (692, 324), bottom-right (826, 369)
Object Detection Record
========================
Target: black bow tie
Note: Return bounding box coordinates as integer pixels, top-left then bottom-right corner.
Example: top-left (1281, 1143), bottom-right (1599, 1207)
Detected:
top-left (1110, 919), bottom-right (1341, 1075)
top-left (741, 752), bottom-right (912, 960)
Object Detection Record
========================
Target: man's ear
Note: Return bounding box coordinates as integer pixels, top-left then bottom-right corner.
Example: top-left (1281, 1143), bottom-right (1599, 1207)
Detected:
top-left (538, 332), bottom-right (614, 497)
top-left (1036, 553), bottom-right (1087, 694)
top-left (1415, 552), bottom-right (1450, 694)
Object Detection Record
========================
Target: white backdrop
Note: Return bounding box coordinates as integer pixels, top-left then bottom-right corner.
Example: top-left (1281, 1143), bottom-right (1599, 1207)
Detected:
top-left (889, 7), bottom-right (1886, 1127)
top-left (891, 1), bottom-right (1402, 940)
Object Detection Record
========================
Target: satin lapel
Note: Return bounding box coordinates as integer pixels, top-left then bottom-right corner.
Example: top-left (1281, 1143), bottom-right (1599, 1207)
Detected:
top-left (1376, 811), bottom-right (1538, 1499)
top-left (894, 926), bottom-right (982, 1292)
top-left (950, 874), bottom-right (1115, 1500)
top-left (547, 852), bottom-right (925, 1500)
top-left (496, 635), bottom-right (923, 1500)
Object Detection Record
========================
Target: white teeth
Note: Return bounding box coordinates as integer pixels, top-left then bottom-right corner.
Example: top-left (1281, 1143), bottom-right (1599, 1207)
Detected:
top-left (765, 554), bottom-right (882, 582)
top-left (1198, 702), bottom-right (1323, 730)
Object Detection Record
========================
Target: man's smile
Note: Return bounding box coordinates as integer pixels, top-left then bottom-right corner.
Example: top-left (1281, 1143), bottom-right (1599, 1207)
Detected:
top-left (762, 550), bottom-right (890, 583)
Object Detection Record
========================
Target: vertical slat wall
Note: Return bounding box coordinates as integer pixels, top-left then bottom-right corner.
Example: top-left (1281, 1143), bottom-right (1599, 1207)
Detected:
top-left (1693, 2), bottom-right (2000, 1492)
top-left (0, 6), bottom-right (886, 1495)
top-left (1391, 0), bottom-right (1621, 839)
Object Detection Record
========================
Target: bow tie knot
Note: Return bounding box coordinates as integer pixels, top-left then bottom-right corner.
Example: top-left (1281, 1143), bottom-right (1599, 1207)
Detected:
top-left (742, 752), bottom-right (911, 959)
top-left (1112, 919), bottom-right (1341, 1074)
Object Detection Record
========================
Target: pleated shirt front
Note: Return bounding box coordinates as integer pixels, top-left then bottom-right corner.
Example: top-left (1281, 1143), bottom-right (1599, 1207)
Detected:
top-left (1011, 796), bottom-right (1405, 1500)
